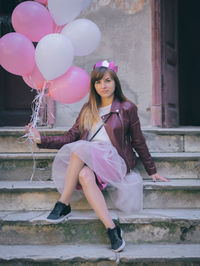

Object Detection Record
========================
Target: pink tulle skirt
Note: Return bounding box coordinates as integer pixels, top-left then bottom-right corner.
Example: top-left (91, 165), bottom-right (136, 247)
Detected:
top-left (52, 140), bottom-right (143, 213)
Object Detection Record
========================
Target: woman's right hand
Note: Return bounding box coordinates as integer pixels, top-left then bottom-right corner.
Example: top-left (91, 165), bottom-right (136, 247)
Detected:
top-left (25, 123), bottom-right (41, 144)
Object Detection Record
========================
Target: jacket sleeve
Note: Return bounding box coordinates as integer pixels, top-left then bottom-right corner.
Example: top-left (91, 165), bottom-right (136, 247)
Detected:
top-left (128, 104), bottom-right (157, 176)
top-left (37, 104), bottom-right (86, 150)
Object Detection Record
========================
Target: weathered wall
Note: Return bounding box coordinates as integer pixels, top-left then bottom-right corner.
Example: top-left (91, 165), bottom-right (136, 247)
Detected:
top-left (55, 0), bottom-right (152, 127)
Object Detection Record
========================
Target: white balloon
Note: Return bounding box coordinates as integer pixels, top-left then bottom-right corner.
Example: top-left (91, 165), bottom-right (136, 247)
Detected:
top-left (35, 33), bottom-right (74, 80)
top-left (61, 19), bottom-right (101, 56)
top-left (48, 0), bottom-right (84, 25)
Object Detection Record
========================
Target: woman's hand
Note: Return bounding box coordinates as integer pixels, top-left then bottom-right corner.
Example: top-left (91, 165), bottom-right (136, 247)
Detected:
top-left (25, 123), bottom-right (41, 144)
top-left (152, 173), bottom-right (168, 182)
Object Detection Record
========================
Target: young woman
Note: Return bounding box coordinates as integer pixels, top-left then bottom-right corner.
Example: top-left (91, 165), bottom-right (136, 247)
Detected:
top-left (26, 60), bottom-right (167, 252)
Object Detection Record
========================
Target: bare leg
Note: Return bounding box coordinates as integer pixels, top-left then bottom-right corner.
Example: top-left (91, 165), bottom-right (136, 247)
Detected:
top-left (79, 166), bottom-right (115, 229)
top-left (59, 152), bottom-right (84, 205)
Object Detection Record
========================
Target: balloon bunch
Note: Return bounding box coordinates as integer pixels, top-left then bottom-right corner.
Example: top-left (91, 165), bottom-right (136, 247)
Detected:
top-left (0, 0), bottom-right (100, 126)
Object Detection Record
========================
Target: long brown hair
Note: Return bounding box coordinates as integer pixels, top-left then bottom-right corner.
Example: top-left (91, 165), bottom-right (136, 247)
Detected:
top-left (79, 67), bottom-right (127, 131)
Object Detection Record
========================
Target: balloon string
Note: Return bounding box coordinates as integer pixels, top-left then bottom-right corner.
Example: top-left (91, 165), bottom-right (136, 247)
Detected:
top-left (30, 80), bottom-right (47, 127)
top-left (29, 137), bottom-right (36, 183)
top-left (19, 81), bottom-right (47, 182)
top-left (18, 131), bottom-right (45, 183)
top-left (46, 96), bottom-right (55, 126)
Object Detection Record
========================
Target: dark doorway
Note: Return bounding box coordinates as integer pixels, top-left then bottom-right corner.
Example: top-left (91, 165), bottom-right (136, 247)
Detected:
top-left (0, 67), bottom-right (36, 126)
top-left (0, 0), bottom-right (36, 126)
top-left (179, 0), bottom-right (200, 126)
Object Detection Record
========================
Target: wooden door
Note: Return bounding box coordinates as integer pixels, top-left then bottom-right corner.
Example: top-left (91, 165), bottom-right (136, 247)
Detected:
top-left (0, 66), bottom-right (36, 126)
top-left (0, 1), bottom-right (37, 126)
top-left (161, 0), bottom-right (179, 127)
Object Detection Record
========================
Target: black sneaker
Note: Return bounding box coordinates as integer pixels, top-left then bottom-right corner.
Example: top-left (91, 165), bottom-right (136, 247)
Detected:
top-left (107, 225), bottom-right (126, 252)
top-left (46, 201), bottom-right (71, 223)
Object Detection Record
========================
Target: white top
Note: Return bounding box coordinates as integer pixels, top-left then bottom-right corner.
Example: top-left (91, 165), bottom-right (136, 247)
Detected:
top-left (88, 104), bottom-right (111, 143)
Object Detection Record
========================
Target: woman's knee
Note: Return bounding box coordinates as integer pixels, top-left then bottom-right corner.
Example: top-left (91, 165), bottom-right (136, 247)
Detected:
top-left (79, 167), bottom-right (95, 186)
top-left (71, 152), bottom-right (79, 159)
top-left (70, 152), bottom-right (83, 163)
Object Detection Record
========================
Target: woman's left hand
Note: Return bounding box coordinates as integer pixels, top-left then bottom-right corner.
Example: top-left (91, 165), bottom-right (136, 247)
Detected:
top-left (152, 173), bottom-right (168, 182)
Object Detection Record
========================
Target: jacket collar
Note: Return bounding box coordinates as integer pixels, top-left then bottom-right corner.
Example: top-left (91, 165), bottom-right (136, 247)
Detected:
top-left (110, 97), bottom-right (121, 113)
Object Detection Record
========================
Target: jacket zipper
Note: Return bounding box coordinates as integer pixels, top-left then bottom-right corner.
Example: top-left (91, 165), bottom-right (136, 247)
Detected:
top-left (116, 110), bottom-right (130, 172)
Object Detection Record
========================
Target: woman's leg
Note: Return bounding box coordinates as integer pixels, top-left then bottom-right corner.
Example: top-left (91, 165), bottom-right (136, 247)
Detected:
top-left (59, 152), bottom-right (84, 205)
top-left (79, 166), bottom-right (115, 229)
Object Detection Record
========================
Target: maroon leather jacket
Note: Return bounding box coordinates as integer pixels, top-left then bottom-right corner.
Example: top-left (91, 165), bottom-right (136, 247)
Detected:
top-left (38, 98), bottom-right (157, 176)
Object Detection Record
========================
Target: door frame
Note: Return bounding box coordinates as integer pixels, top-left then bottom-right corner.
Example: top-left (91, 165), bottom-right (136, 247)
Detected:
top-left (151, 0), bottom-right (179, 127)
top-left (151, 0), bottom-right (162, 126)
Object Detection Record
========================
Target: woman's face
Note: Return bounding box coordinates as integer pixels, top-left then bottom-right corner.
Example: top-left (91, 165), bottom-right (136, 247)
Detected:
top-left (94, 72), bottom-right (115, 100)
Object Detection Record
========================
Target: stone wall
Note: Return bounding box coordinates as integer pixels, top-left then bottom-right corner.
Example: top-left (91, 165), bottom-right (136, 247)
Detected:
top-left (55, 0), bottom-right (152, 127)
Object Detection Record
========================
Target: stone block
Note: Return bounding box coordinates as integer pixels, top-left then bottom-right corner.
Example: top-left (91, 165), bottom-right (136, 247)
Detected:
top-left (137, 153), bottom-right (200, 179)
top-left (0, 135), bottom-right (58, 153)
top-left (119, 243), bottom-right (200, 265)
top-left (144, 189), bottom-right (200, 209)
top-left (185, 135), bottom-right (200, 152)
top-left (144, 133), bottom-right (184, 152)
top-left (0, 157), bottom-right (53, 181)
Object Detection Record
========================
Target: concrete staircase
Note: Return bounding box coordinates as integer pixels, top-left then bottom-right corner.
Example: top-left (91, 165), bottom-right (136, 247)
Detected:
top-left (0, 127), bottom-right (200, 265)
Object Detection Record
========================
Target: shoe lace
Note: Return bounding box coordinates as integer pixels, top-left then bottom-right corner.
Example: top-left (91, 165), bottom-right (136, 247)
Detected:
top-left (51, 202), bottom-right (62, 215)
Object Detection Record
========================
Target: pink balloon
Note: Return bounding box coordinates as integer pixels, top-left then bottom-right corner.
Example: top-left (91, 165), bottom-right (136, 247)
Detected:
top-left (23, 64), bottom-right (45, 90)
top-left (49, 66), bottom-right (90, 104)
top-left (0, 32), bottom-right (35, 76)
top-left (12, 1), bottom-right (54, 42)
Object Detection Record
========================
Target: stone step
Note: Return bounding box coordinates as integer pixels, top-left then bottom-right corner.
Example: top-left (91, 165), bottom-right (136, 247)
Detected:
top-left (0, 127), bottom-right (200, 153)
top-left (0, 179), bottom-right (200, 211)
top-left (0, 209), bottom-right (200, 245)
top-left (0, 243), bottom-right (199, 265)
top-left (144, 127), bottom-right (200, 153)
top-left (0, 152), bottom-right (200, 180)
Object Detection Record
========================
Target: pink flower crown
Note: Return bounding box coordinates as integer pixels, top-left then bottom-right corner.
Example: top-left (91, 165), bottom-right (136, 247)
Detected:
top-left (93, 60), bottom-right (118, 74)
